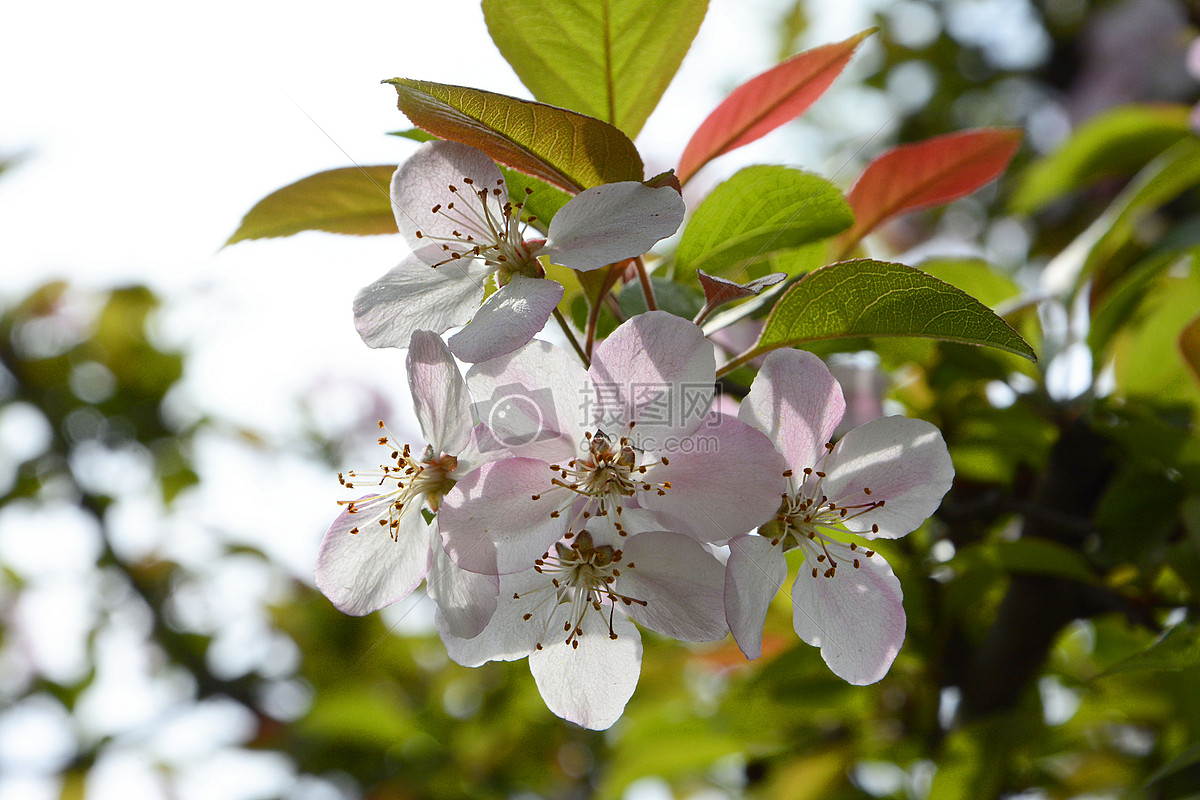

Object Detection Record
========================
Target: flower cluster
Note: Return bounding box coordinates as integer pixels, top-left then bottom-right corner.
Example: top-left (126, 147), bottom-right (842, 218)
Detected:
top-left (316, 142), bottom-right (955, 730)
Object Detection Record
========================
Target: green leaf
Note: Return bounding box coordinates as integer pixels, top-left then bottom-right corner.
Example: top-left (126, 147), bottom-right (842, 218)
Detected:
top-left (1010, 104), bottom-right (1192, 214)
top-left (498, 167), bottom-right (572, 230)
top-left (916, 258), bottom-right (1022, 308)
top-left (756, 259), bottom-right (1036, 360)
top-left (674, 166), bottom-right (852, 279)
top-left (1111, 266), bottom-right (1200, 409)
top-left (1100, 624), bottom-right (1200, 676)
top-left (226, 166), bottom-right (397, 244)
top-left (1183, 313), bottom-right (1200, 387)
top-left (384, 78), bottom-right (643, 192)
top-left (1042, 137), bottom-right (1200, 294)
top-left (618, 277), bottom-right (705, 319)
top-left (387, 128), bottom-right (438, 143)
top-left (990, 538), bottom-right (1097, 583)
top-left (482, 0), bottom-right (706, 138)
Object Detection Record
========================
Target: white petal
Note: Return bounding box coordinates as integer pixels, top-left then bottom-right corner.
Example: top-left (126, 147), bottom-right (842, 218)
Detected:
top-left (589, 311), bottom-right (715, 441)
top-left (724, 534), bottom-right (786, 659)
top-left (427, 540), bottom-right (498, 639)
top-left (542, 182), bottom-right (685, 271)
top-left (314, 501), bottom-right (432, 616)
top-left (617, 531), bottom-right (728, 642)
top-left (466, 338), bottom-right (591, 455)
top-left (448, 276), bottom-right (564, 363)
top-left (791, 545), bottom-right (906, 685)
top-left (392, 141), bottom-right (507, 248)
top-left (438, 571), bottom-right (547, 666)
top-left (740, 349), bottom-right (845, 471)
top-left (640, 413), bottom-right (787, 542)
top-left (438, 459), bottom-right (567, 574)
top-left (353, 246), bottom-right (489, 349)
top-left (822, 416), bottom-right (955, 539)
top-left (529, 612), bottom-right (642, 730)
top-left (408, 331), bottom-right (472, 455)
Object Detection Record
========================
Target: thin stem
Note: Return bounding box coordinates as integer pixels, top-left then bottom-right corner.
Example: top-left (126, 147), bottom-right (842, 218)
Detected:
top-left (633, 256), bottom-right (657, 311)
top-left (692, 301), bottom-right (717, 326)
top-left (715, 344), bottom-right (768, 378)
top-left (584, 263), bottom-right (623, 359)
top-left (554, 308), bottom-right (590, 368)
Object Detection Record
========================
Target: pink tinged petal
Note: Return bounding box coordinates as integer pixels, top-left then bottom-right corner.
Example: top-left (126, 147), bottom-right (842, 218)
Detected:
top-left (791, 546), bottom-right (906, 685)
top-left (407, 331), bottom-right (472, 455)
top-left (466, 338), bottom-right (591, 454)
top-left (724, 534), bottom-right (787, 659)
top-left (529, 612), bottom-right (642, 730)
top-left (314, 501), bottom-right (433, 616)
top-left (822, 416), bottom-right (955, 539)
top-left (589, 311), bottom-right (716, 440)
top-left (353, 246), bottom-right (490, 349)
top-left (541, 182), bottom-right (685, 271)
top-left (427, 541), bottom-right (498, 640)
top-left (617, 531), bottom-right (728, 642)
top-left (740, 349), bottom-right (845, 471)
top-left (438, 571), bottom-right (548, 667)
top-left (448, 276), bottom-right (564, 363)
top-left (640, 413), bottom-right (787, 543)
top-left (391, 141), bottom-right (507, 248)
top-left (438, 459), bottom-right (566, 575)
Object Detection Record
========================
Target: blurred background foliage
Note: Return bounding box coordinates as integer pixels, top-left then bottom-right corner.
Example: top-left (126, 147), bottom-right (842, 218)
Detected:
top-left (4, 0), bottom-right (1200, 798)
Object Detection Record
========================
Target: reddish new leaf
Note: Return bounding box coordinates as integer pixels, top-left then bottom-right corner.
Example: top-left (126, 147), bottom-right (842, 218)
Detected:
top-left (838, 129), bottom-right (1023, 255)
top-left (676, 30), bottom-right (871, 185)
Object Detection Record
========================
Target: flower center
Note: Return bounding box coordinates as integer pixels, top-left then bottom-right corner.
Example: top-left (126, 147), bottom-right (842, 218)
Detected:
top-left (412, 176), bottom-right (543, 277)
top-left (513, 530), bottom-right (646, 650)
top-left (532, 429), bottom-right (671, 537)
top-left (765, 443), bottom-right (885, 579)
top-left (336, 420), bottom-right (459, 539)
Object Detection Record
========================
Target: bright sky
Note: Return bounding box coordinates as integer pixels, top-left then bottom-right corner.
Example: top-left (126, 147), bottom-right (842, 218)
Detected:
top-left (0, 1), bottom-right (880, 797)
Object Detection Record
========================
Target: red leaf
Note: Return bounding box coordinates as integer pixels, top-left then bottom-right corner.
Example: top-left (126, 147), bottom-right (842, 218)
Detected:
top-left (676, 30), bottom-right (872, 186)
top-left (839, 129), bottom-right (1023, 254)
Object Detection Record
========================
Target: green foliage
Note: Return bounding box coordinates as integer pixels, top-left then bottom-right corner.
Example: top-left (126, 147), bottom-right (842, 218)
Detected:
top-left (482, 0), bottom-right (707, 138)
top-left (674, 165), bottom-right (853, 279)
top-left (755, 259), bottom-right (1037, 361)
top-left (226, 165), bottom-right (398, 244)
top-left (1011, 104), bottom-right (1193, 214)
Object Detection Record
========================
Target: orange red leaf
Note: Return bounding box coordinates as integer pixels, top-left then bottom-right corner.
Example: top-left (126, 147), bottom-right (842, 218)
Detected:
top-left (676, 30), bottom-right (872, 185)
top-left (839, 129), bottom-right (1023, 255)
